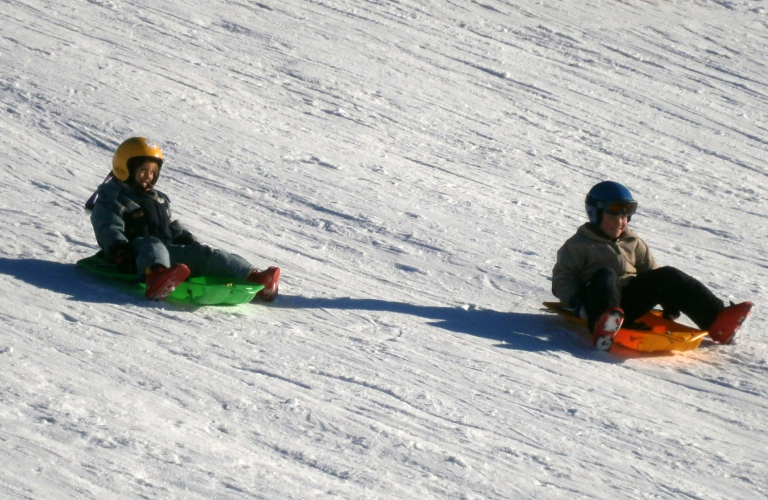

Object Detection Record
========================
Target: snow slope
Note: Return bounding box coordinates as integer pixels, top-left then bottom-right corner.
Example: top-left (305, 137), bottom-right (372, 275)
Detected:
top-left (2, 0), bottom-right (768, 498)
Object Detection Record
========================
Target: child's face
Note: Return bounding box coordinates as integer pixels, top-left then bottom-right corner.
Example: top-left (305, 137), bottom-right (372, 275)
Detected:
top-left (134, 161), bottom-right (159, 190)
top-left (599, 212), bottom-right (628, 239)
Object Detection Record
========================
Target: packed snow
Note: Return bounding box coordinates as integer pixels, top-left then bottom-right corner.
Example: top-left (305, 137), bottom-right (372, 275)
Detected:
top-left (2, 0), bottom-right (768, 498)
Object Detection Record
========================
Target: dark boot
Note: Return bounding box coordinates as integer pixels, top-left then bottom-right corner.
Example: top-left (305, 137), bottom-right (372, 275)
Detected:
top-left (145, 264), bottom-right (190, 301)
top-left (592, 307), bottom-right (624, 351)
top-left (247, 267), bottom-right (280, 302)
top-left (708, 302), bottom-right (753, 344)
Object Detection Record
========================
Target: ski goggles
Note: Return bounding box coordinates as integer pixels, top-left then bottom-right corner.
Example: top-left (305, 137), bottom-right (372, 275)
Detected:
top-left (601, 200), bottom-right (637, 217)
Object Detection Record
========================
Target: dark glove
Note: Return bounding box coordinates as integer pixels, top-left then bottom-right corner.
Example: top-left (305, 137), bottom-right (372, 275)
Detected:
top-left (662, 307), bottom-right (681, 321)
top-left (109, 241), bottom-right (136, 274)
top-left (569, 295), bottom-right (588, 319)
top-left (172, 232), bottom-right (199, 246)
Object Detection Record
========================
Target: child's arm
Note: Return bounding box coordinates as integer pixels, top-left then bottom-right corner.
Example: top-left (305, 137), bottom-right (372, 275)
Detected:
top-left (159, 192), bottom-right (199, 245)
top-left (170, 220), bottom-right (198, 245)
top-left (635, 238), bottom-right (657, 273)
top-left (90, 182), bottom-right (129, 256)
top-left (552, 240), bottom-right (585, 308)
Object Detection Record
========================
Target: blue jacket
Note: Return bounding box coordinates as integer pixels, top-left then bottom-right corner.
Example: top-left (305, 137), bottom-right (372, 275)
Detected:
top-left (90, 178), bottom-right (193, 257)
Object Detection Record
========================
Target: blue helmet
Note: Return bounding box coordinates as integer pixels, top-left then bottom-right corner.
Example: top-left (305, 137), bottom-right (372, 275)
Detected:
top-left (585, 181), bottom-right (637, 225)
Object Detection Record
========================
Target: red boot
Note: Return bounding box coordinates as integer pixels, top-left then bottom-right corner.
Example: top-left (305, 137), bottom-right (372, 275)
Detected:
top-left (708, 301), bottom-right (754, 344)
top-left (592, 307), bottom-right (624, 351)
top-left (145, 264), bottom-right (190, 301)
top-left (247, 267), bottom-right (280, 302)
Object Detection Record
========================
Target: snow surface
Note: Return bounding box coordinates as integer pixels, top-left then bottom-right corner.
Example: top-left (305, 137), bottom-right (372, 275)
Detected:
top-left (2, 0), bottom-right (768, 498)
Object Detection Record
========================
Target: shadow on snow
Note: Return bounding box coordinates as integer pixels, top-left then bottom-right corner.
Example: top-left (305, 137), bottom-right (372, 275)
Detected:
top-left (0, 258), bottom-right (662, 361)
top-left (277, 295), bottom-right (653, 361)
top-left (0, 257), bottom-right (142, 304)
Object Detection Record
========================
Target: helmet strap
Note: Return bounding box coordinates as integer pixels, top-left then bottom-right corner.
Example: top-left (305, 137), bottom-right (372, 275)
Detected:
top-left (85, 171), bottom-right (114, 211)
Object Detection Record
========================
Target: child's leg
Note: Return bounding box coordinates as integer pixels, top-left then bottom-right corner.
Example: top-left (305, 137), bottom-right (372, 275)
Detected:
top-left (130, 237), bottom-right (171, 275)
top-left (620, 266), bottom-right (724, 329)
top-left (583, 267), bottom-right (622, 332)
top-left (167, 244), bottom-right (253, 280)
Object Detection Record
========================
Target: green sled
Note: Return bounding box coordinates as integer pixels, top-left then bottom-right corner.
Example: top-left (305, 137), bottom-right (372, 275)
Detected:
top-left (76, 254), bottom-right (264, 305)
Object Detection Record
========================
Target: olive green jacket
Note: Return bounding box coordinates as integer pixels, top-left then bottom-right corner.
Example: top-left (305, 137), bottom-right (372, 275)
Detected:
top-left (551, 223), bottom-right (657, 306)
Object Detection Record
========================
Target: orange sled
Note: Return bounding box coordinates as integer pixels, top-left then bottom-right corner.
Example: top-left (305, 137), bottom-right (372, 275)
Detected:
top-left (543, 302), bottom-right (707, 352)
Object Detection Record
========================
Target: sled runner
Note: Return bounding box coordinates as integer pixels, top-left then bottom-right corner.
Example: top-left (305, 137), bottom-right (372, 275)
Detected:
top-left (542, 302), bottom-right (706, 352)
top-left (77, 253), bottom-right (263, 305)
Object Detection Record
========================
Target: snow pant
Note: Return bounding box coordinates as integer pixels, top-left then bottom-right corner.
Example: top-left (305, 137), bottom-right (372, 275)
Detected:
top-left (583, 266), bottom-right (724, 331)
top-left (129, 237), bottom-right (254, 280)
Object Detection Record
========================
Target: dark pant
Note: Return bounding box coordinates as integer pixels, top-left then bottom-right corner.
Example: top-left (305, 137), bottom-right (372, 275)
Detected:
top-left (583, 266), bottom-right (724, 331)
top-left (130, 237), bottom-right (254, 280)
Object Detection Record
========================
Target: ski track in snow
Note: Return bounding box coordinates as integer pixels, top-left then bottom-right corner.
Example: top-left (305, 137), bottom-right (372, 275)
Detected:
top-left (1, 0), bottom-right (768, 498)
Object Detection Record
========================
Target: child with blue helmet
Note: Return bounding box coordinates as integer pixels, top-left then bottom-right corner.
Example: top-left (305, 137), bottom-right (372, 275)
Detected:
top-left (552, 181), bottom-right (752, 350)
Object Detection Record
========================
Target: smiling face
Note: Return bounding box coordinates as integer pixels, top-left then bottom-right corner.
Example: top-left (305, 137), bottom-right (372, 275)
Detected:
top-left (134, 160), bottom-right (160, 190)
top-left (599, 211), bottom-right (628, 239)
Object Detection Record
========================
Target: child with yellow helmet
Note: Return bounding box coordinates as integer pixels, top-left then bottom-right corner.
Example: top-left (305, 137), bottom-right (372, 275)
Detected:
top-left (88, 137), bottom-right (279, 301)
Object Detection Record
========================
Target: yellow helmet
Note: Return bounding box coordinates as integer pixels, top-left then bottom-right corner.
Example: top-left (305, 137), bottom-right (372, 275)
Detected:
top-left (112, 137), bottom-right (163, 182)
